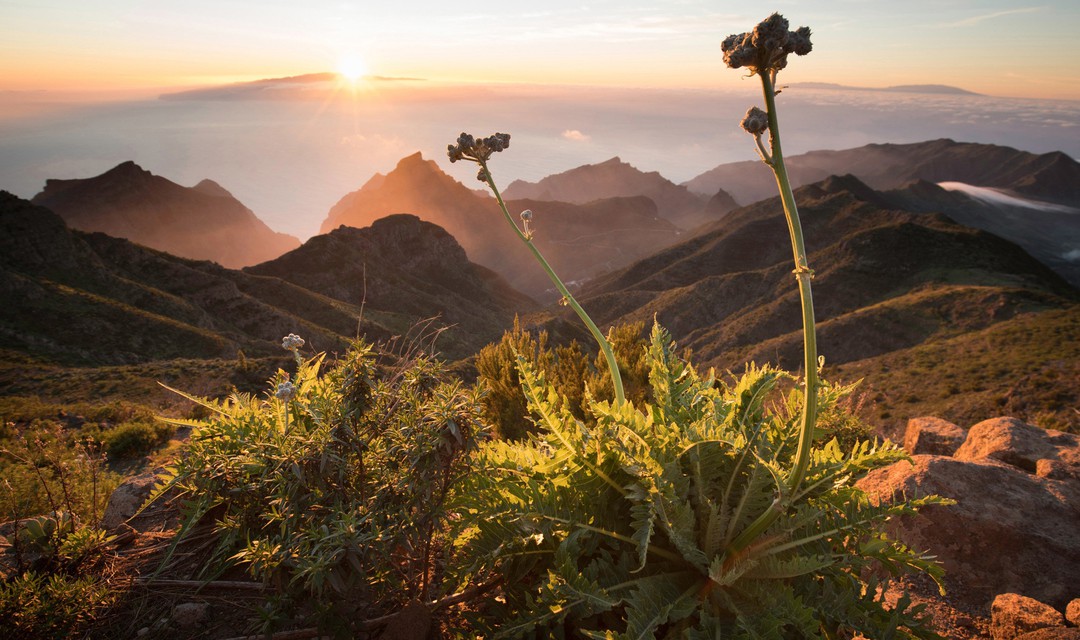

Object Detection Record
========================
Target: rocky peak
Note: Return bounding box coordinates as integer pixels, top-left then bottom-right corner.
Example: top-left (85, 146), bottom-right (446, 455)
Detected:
top-left (191, 179), bottom-right (234, 199)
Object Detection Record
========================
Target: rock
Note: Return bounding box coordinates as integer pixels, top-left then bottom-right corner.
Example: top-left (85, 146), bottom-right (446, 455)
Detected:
top-left (1037, 459), bottom-right (1080, 482)
top-left (378, 599), bottom-right (430, 640)
top-left (954, 417), bottom-right (1080, 473)
top-left (1015, 629), bottom-right (1080, 639)
top-left (101, 470), bottom-right (159, 531)
top-left (856, 456), bottom-right (1080, 609)
top-left (992, 594), bottom-right (1065, 639)
top-left (1067, 599), bottom-right (1080, 626)
top-left (171, 602), bottom-right (209, 628)
top-left (904, 417), bottom-right (967, 455)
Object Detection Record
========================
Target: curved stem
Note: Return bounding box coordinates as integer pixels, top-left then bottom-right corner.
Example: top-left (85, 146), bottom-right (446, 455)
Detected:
top-left (480, 161), bottom-right (626, 406)
top-left (759, 72), bottom-right (818, 496)
top-left (725, 71), bottom-right (820, 556)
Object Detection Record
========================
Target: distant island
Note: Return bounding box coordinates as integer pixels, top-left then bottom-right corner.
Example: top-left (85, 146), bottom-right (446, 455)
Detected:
top-left (791, 82), bottom-right (981, 96)
top-left (159, 72), bottom-right (426, 100)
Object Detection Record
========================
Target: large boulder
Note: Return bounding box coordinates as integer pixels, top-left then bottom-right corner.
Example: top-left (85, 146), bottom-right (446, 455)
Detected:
top-left (991, 593), bottom-right (1065, 639)
top-left (856, 455), bottom-right (1080, 609)
top-left (904, 416), bottom-right (967, 456)
top-left (954, 417), bottom-right (1080, 473)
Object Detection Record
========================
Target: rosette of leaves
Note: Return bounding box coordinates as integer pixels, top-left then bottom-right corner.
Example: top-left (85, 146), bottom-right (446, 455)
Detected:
top-left (149, 340), bottom-right (485, 634)
top-left (452, 324), bottom-right (949, 639)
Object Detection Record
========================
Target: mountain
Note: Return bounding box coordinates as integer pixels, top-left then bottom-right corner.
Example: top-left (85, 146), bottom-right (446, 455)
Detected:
top-left (245, 214), bottom-right (536, 350)
top-left (30, 161), bottom-right (299, 269)
top-left (0, 192), bottom-right (529, 365)
top-left (791, 82), bottom-right (981, 96)
top-left (568, 175), bottom-right (1078, 385)
top-left (684, 139), bottom-right (1080, 208)
top-left (503, 156), bottom-right (735, 230)
top-left (882, 180), bottom-right (1080, 288)
top-left (319, 152), bottom-right (682, 300)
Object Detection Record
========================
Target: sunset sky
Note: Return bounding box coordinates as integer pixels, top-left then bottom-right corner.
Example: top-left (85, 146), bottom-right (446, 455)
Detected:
top-left (2, 0), bottom-right (1078, 100)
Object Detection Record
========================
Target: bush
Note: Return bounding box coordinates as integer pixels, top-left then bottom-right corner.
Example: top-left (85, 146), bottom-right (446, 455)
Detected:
top-left (151, 339), bottom-right (486, 636)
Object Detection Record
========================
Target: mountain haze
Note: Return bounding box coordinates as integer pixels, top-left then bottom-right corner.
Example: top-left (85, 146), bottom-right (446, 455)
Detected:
top-left (685, 139), bottom-right (1080, 208)
top-left (319, 152), bottom-right (682, 299)
top-left (503, 156), bottom-right (735, 230)
top-left (31, 162), bottom-right (300, 269)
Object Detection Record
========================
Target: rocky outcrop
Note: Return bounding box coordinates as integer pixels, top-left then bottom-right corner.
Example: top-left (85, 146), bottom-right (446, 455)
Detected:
top-left (992, 594), bottom-right (1067, 640)
top-left (904, 416), bottom-right (967, 456)
top-left (955, 416), bottom-right (1079, 473)
top-left (858, 415), bottom-right (1080, 639)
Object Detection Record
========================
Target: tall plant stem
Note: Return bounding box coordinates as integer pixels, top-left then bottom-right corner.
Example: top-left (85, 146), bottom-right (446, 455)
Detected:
top-left (726, 72), bottom-right (819, 555)
top-left (480, 163), bottom-right (626, 406)
top-left (761, 72), bottom-right (819, 495)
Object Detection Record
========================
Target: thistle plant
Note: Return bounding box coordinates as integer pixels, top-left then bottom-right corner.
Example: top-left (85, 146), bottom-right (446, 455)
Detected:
top-left (448, 132), bottom-right (626, 405)
top-left (450, 13), bottom-right (950, 639)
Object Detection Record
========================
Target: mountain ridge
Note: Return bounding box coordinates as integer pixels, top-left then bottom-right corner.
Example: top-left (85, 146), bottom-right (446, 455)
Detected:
top-left (31, 162), bottom-right (300, 269)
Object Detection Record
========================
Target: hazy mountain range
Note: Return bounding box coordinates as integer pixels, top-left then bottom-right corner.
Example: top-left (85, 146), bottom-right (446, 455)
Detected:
top-left (3, 137), bottom-right (1078, 430)
top-left (30, 161), bottom-right (300, 268)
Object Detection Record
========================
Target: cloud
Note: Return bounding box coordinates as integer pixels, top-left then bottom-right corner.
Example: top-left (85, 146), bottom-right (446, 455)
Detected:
top-left (562, 129), bottom-right (590, 142)
top-left (935, 7), bottom-right (1042, 28)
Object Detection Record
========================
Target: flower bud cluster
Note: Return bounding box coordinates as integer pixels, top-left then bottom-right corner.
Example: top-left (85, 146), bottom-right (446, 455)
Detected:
top-left (281, 333), bottom-right (304, 352)
top-left (275, 379), bottom-right (296, 401)
top-left (447, 132), bottom-right (511, 164)
top-left (740, 107), bottom-right (769, 135)
top-left (722, 13), bottom-right (812, 75)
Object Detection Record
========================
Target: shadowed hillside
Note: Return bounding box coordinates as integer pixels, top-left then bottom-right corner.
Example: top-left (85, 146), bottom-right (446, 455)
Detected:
top-left (0, 192), bottom-right (531, 365)
top-left (564, 174), bottom-right (1077, 381)
top-left (31, 162), bottom-right (299, 268)
top-left (246, 214), bottom-right (536, 353)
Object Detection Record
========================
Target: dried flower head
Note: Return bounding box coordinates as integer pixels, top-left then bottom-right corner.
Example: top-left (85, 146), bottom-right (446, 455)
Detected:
top-left (722, 13), bottom-right (812, 75)
top-left (447, 132), bottom-right (511, 164)
top-left (740, 107), bottom-right (769, 135)
top-left (281, 333), bottom-right (305, 352)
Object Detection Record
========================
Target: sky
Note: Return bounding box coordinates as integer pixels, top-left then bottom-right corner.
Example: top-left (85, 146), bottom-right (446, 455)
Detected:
top-left (2, 0), bottom-right (1079, 100)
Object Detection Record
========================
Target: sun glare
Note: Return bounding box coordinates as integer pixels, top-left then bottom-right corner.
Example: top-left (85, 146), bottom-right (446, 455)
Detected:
top-left (337, 54), bottom-right (368, 82)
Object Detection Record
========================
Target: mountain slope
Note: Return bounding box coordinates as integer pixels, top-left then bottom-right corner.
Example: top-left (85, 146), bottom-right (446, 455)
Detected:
top-left (503, 156), bottom-right (735, 229)
top-left (1, 192), bottom-right (530, 365)
top-left (685, 139), bottom-right (1080, 208)
top-left (319, 152), bottom-right (682, 299)
top-left (31, 162), bottom-right (299, 268)
top-left (246, 214), bottom-right (536, 352)
top-left (571, 174), bottom-right (1078, 377)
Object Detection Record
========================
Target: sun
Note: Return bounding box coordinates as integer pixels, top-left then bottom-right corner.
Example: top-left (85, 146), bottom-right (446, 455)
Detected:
top-left (337, 54), bottom-right (368, 82)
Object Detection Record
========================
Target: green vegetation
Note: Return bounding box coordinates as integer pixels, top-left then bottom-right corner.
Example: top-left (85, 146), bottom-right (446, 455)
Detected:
top-left (149, 340), bottom-right (485, 636)
top-left (454, 325), bottom-right (946, 638)
top-left (837, 305), bottom-right (1080, 435)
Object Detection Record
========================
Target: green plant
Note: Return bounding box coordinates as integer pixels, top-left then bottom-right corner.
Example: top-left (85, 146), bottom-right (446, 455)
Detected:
top-left (447, 14), bottom-right (950, 637)
top-left (453, 326), bottom-right (948, 638)
top-left (150, 336), bottom-right (486, 636)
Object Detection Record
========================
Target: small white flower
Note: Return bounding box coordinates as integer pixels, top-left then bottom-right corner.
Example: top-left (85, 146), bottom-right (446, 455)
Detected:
top-left (281, 334), bottom-right (305, 351)
top-left (275, 381), bottom-right (297, 401)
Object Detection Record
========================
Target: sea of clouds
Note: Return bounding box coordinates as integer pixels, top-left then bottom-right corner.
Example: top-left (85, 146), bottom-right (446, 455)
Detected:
top-left (1, 81), bottom-right (1077, 240)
